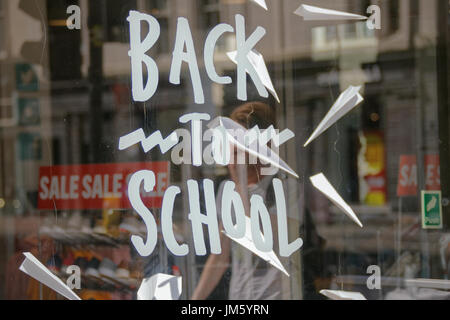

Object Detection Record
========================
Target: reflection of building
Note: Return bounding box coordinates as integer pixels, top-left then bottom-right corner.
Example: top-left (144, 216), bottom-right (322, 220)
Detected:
top-left (0, 0), bottom-right (52, 207)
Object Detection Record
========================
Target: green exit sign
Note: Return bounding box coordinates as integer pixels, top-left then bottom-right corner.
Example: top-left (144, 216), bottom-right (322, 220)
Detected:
top-left (421, 191), bottom-right (443, 229)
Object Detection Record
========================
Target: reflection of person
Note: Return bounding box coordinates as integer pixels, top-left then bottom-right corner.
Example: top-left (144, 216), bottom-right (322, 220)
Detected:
top-left (192, 102), bottom-right (288, 300)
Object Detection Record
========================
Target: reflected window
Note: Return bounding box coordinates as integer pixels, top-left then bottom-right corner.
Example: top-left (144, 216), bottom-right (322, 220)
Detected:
top-left (146, 0), bottom-right (170, 54)
top-left (326, 26), bottom-right (338, 42)
top-left (146, 0), bottom-right (167, 12)
top-left (105, 0), bottom-right (137, 42)
top-left (200, 0), bottom-right (227, 51)
top-left (387, 0), bottom-right (400, 34)
top-left (201, 0), bottom-right (220, 30)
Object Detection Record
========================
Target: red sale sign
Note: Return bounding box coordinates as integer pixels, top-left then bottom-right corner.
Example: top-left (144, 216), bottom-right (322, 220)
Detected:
top-left (38, 162), bottom-right (170, 210)
top-left (397, 155), bottom-right (440, 196)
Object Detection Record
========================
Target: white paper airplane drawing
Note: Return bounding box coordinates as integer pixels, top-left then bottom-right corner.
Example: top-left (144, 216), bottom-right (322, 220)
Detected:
top-left (310, 173), bottom-right (363, 228)
top-left (19, 252), bottom-right (81, 300)
top-left (227, 50), bottom-right (280, 103)
top-left (137, 273), bottom-right (182, 300)
top-left (208, 117), bottom-right (299, 179)
top-left (304, 86), bottom-right (364, 147)
top-left (223, 216), bottom-right (289, 277)
top-left (119, 128), bottom-right (179, 154)
top-left (294, 4), bottom-right (367, 21)
top-left (320, 289), bottom-right (367, 300)
top-left (251, 0), bottom-right (268, 10)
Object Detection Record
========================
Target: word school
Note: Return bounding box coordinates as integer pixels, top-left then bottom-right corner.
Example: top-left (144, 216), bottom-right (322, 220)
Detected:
top-left (128, 11), bottom-right (271, 104)
top-left (128, 170), bottom-right (303, 258)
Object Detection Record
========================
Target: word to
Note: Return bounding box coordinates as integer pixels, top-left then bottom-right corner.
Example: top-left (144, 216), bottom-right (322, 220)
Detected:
top-left (119, 113), bottom-right (295, 175)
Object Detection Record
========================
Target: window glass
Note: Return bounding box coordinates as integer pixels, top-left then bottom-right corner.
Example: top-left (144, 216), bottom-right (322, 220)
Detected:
top-left (0, 0), bottom-right (449, 301)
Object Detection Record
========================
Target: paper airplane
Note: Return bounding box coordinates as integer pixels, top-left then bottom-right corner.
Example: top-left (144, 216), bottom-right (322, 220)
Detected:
top-left (310, 173), bottom-right (363, 228)
top-left (208, 117), bottom-right (299, 179)
top-left (137, 273), bottom-right (182, 300)
top-left (320, 289), bottom-right (367, 300)
top-left (304, 86), bottom-right (363, 147)
top-left (223, 216), bottom-right (289, 277)
top-left (251, 0), bottom-right (268, 10)
top-left (294, 4), bottom-right (367, 21)
top-left (227, 50), bottom-right (280, 103)
top-left (19, 252), bottom-right (81, 300)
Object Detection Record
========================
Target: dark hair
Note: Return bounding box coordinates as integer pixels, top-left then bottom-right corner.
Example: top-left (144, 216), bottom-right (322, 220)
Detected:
top-left (230, 102), bottom-right (276, 129)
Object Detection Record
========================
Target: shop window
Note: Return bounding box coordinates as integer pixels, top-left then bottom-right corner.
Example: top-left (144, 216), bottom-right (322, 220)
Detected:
top-left (0, 0), bottom-right (449, 302)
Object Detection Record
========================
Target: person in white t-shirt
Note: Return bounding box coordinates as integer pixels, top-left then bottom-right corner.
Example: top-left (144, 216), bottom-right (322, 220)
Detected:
top-left (191, 102), bottom-right (288, 300)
